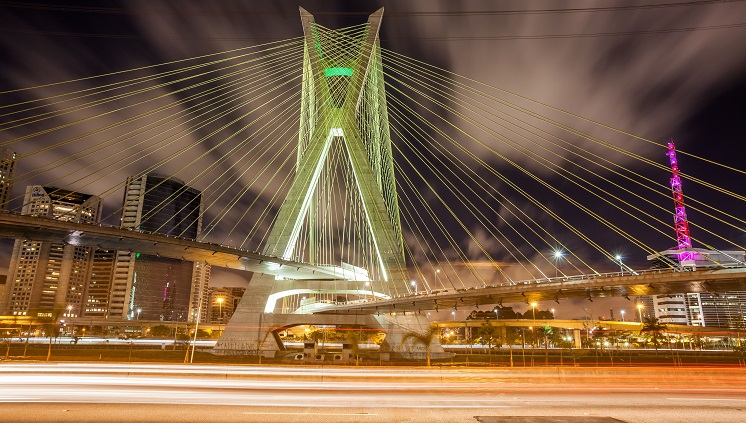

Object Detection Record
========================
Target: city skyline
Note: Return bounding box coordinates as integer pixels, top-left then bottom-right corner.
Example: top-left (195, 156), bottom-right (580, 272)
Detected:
top-left (1, 1), bottom-right (745, 318)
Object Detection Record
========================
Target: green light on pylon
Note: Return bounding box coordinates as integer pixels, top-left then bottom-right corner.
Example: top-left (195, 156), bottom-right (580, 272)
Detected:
top-left (324, 67), bottom-right (353, 77)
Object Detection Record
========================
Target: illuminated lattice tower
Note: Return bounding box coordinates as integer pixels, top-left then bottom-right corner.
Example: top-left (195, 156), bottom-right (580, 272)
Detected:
top-left (666, 140), bottom-right (695, 267)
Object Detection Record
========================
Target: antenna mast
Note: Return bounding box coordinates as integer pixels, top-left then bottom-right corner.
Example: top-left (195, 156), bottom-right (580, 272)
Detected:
top-left (666, 140), bottom-right (695, 267)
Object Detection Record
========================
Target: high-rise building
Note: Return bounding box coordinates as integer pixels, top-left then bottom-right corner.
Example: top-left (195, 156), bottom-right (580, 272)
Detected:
top-left (0, 148), bottom-right (16, 210)
top-left (644, 249), bottom-right (746, 327)
top-left (685, 292), bottom-right (746, 328)
top-left (0, 186), bottom-right (101, 317)
top-left (84, 249), bottom-right (117, 318)
top-left (651, 294), bottom-right (688, 325)
top-left (108, 174), bottom-right (209, 322)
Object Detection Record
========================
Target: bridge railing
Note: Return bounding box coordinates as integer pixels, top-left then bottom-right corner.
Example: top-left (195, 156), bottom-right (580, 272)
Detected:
top-left (6, 211), bottom-right (746, 301)
top-left (1, 209), bottom-right (274, 259)
top-left (385, 264), bottom-right (746, 300)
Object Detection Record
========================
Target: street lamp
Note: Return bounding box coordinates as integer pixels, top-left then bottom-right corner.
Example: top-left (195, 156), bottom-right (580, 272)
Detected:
top-left (137, 308), bottom-right (142, 320)
top-left (620, 310), bottom-right (626, 322)
top-left (636, 303), bottom-right (644, 323)
top-left (451, 311), bottom-right (456, 321)
top-left (615, 254), bottom-right (624, 275)
top-left (216, 297), bottom-right (224, 329)
top-left (410, 280), bottom-right (417, 294)
top-left (530, 301), bottom-right (538, 347)
top-left (66, 304), bottom-right (73, 317)
top-left (530, 301), bottom-right (538, 321)
top-left (553, 250), bottom-right (564, 278)
top-left (551, 308), bottom-right (555, 319)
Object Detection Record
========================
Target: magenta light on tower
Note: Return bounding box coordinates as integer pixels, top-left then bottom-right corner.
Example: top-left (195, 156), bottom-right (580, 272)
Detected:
top-left (666, 140), bottom-right (695, 266)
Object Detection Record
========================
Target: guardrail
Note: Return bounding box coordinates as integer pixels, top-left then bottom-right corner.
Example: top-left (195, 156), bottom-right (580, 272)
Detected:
top-left (359, 264), bottom-right (746, 302)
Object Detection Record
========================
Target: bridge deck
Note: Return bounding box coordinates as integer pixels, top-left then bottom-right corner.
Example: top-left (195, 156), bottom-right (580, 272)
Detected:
top-left (0, 212), bottom-right (345, 280)
top-left (4, 213), bottom-right (746, 313)
top-left (320, 267), bottom-right (746, 314)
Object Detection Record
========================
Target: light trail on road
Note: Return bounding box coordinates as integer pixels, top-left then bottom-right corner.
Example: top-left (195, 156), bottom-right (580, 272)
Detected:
top-left (1, 363), bottom-right (746, 422)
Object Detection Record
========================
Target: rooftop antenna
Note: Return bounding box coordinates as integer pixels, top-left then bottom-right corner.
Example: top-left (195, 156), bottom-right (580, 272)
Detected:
top-left (666, 140), bottom-right (695, 268)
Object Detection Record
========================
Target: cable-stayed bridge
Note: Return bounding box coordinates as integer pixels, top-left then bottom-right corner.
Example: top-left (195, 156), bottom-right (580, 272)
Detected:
top-left (1, 8), bottom-right (745, 356)
top-left (3, 211), bottom-right (745, 312)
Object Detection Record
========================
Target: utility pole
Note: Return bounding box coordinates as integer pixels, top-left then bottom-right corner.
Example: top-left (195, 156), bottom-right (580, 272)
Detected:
top-left (189, 264), bottom-right (206, 364)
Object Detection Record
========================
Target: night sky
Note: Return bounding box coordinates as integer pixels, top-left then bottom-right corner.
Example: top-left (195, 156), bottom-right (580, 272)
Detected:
top-left (1, 0), bottom-right (745, 320)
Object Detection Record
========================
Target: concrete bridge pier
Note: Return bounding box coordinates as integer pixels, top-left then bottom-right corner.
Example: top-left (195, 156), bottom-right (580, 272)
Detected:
top-left (214, 275), bottom-right (450, 360)
top-left (375, 313), bottom-right (452, 360)
top-left (573, 329), bottom-right (582, 349)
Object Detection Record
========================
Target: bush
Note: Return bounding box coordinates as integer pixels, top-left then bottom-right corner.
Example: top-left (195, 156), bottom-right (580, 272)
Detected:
top-left (150, 325), bottom-right (171, 337)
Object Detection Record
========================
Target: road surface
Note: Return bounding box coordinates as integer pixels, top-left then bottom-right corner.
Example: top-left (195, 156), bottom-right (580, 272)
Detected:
top-left (1, 363), bottom-right (745, 422)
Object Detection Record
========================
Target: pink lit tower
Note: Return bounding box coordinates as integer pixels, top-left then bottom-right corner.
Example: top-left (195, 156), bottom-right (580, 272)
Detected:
top-left (666, 140), bottom-right (696, 267)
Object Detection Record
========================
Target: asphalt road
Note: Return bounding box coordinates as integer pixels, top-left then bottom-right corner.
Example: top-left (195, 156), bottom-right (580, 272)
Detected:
top-left (1, 363), bottom-right (745, 422)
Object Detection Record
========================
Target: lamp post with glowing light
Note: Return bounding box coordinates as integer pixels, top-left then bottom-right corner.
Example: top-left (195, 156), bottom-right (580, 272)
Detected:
top-left (636, 303), bottom-right (644, 323)
top-left (410, 280), bottom-right (417, 294)
top-left (451, 311), bottom-right (456, 321)
top-left (621, 310), bottom-right (626, 322)
top-left (530, 301), bottom-right (538, 346)
top-left (615, 254), bottom-right (624, 275)
top-left (553, 250), bottom-right (564, 278)
top-left (137, 308), bottom-right (142, 320)
top-left (66, 305), bottom-right (74, 336)
top-left (216, 297), bottom-right (224, 331)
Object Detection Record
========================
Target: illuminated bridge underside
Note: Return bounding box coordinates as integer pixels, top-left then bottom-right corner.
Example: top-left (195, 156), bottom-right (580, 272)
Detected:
top-left (320, 267), bottom-right (746, 314)
top-left (0, 213), bottom-right (347, 280)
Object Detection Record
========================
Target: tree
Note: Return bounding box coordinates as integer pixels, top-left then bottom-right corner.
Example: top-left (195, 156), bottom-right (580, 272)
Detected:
top-left (478, 321), bottom-right (502, 364)
top-left (496, 306), bottom-right (518, 320)
top-left (1, 329), bottom-right (13, 360)
top-left (402, 326), bottom-right (438, 366)
top-left (733, 314), bottom-right (746, 347)
top-left (733, 344), bottom-right (746, 366)
top-left (478, 321), bottom-right (501, 350)
top-left (640, 316), bottom-right (667, 351)
top-left (345, 330), bottom-right (361, 365)
top-left (539, 325), bottom-right (553, 347)
top-left (150, 325), bottom-right (170, 337)
top-left (39, 308), bottom-right (64, 362)
top-left (504, 327), bottom-right (521, 367)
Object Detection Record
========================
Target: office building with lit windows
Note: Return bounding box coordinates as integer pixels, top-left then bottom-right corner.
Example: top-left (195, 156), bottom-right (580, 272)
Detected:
top-left (108, 174), bottom-right (210, 322)
top-left (643, 249), bottom-right (746, 327)
top-left (0, 186), bottom-right (101, 317)
top-left (84, 248), bottom-right (117, 318)
top-left (0, 148), bottom-right (15, 210)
